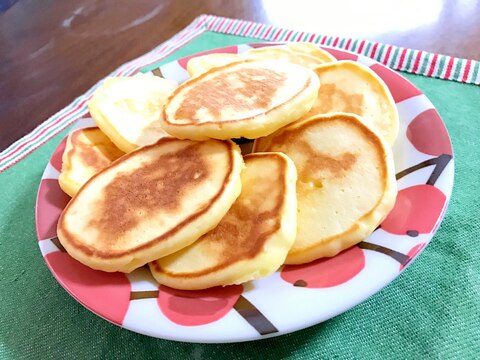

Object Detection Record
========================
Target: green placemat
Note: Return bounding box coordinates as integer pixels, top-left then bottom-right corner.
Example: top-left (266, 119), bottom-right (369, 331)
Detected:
top-left (1, 30), bottom-right (480, 359)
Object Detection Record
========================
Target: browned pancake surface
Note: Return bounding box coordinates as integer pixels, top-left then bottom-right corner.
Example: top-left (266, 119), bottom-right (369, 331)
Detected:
top-left (57, 138), bottom-right (241, 265)
top-left (151, 153), bottom-right (287, 277)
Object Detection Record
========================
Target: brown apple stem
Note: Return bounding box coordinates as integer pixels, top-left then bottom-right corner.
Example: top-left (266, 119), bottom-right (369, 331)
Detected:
top-left (151, 68), bottom-right (163, 77)
top-left (50, 237), bottom-right (66, 252)
top-left (395, 154), bottom-right (452, 186)
top-left (130, 290), bottom-right (159, 300)
top-left (234, 295), bottom-right (278, 335)
top-left (359, 241), bottom-right (411, 266)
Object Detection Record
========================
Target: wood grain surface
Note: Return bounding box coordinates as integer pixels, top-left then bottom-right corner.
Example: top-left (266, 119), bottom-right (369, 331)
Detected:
top-left (1, 0), bottom-right (479, 150)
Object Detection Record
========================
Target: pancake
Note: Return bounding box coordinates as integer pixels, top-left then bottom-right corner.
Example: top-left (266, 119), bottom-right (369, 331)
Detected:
top-left (284, 42), bottom-right (337, 63)
top-left (244, 45), bottom-right (332, 69)
top-left (187, 53), bottom-right (242, 78)
top-left (304, 60), bottom-right (399, 145)
top-left (57, 138), bottom-right (244, 273)
top-left (58, 127), bottom-right (124, 197)
top-left (88, 73), bottom-right (177, 153)
top-left (149, 152), bottom-right (297, 290)
top-left (162, 60), bottom-right (320, 140)
top-left (254, 113), bottom-right (397, 264)
top-left (186, 44), bottom-right (335, 78)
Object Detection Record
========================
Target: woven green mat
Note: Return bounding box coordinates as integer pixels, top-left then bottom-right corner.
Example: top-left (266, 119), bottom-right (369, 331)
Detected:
top-left (1, 31), bottom-right (479, 359)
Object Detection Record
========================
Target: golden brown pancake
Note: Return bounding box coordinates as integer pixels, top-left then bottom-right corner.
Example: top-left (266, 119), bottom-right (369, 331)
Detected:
top-left (186, 53), bottom-right (243, 78)
top-left (304, 60), bottom-right (399, 145)
top-left (57, 138), bottom-right (244, 273)
top-left (186, 43), bottom-right (336, 78)
top-left (254, 113), bottom-right (397, 264)
top-left (162, 60), bottom-right (320, 140)
top-left (88, 74), bottom-right (177, 152)
top-left (149, 152), bottom-right (297, 290)
top-left (284, 42), bottom-right (337, 63)
top-left (59, 127), bottom-right (125, 197)
top-left (244, 45), bottom-right (332, 69)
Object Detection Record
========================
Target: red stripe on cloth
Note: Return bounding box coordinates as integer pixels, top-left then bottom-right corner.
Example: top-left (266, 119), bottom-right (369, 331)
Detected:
top-left (370, 43), bottom-right (379, 58)
top-left (296, 31), bottom-right (305, 41)
top-left (243, 21), bottom-right (254, 36)
top-left (263, 25), bottom-right (274, 38)
top-left (383, 45), bottom-right (393, 64)
top-left (214, 18), bottom-right (226, 32)
top-left (224, 19), bottom-right (235, 33)
top-left (427, 53), bottom-right (439, 77)
top-left (345, 38), bottom-right (352, 50)
top-left (284, 29), bottom-right (294, 41)
top-left (320, 35), bottom-right (328, 44)
top-left (444, 57), bottom-right (455, 79)
top-left (411, 51), bottom-right (424, 73)
top-left (234, 20), bottom-right (246, 35)
top-left (397, 48), bottom-right (409, 69)
top-left (462, 59), bottom-right (472, 82)
top-left (357, 40), bottom-right (366, 53)
top-left (272, 28), bottom-right (283, 41)
top-left (253, 23), bottom-right (265, 37)
top-left (332, 37), bottom-right (339, 47)
top-left (308, 33), bottom-right (315, 42)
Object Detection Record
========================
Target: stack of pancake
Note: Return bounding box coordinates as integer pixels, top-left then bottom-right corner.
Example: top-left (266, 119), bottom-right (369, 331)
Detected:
top-left (56, 43), bottom-right (398, 290)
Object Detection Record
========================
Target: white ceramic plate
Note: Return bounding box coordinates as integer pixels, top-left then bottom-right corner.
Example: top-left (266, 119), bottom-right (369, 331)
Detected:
top-left (35, 43), bottom-right (454, 343)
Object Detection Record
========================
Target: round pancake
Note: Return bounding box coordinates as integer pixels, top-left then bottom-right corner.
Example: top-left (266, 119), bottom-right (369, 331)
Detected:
top-left (284, 42), bottom-right (337, 63)
top-left (303, 60), bottom-right (399, 145)
top-left (186, 44), bottom-right (336, 78)
top-left (57, 138), bottom-right (244, 273)
top-left (187, 53), bottom-right (243, 78)
top-left (88, 73), bottom-right (177, 153)
top-left (149, 152), bottom-right (297, 290)
top-left (162, 60), bottom-right (320, 140)
top-left (244, 46), bottom-right (326, 69)
top-left (59, 127), bottom-right (125, 197)
top-left (254, 113), bottom-right (397, 264)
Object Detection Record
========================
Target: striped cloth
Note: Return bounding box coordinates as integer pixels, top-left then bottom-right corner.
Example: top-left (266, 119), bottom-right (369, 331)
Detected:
top-left (0, 14), bottom-right (478, 173)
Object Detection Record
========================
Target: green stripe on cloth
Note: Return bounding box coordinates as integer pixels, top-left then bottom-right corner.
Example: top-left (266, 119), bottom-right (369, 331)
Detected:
top-left (389, 47), bottom-right (401, 68)
top-left (363, 42), bottom-right (372, 56)
top-left (419, 53), bottom-right (431, 75)
top-left (375, 44), bottom-right (386, 62)
top-left (470, 61), bottom-right (479, 83)
top-left (1, 30), bottom-right (479, 359)
top-left (403, 49), bottom-right (416, 71)
top-left (452, 59), bottom-right (463, 80)
top-left (435, 55), bottom-right (447, 77)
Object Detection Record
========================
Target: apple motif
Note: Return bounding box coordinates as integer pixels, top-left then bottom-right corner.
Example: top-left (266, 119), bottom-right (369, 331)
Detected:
top-left (45, 250), bottom-right (131, 325)
top-left (157, 285), bottom-right (243, 326)
top-left (407, 108), bottom-right (453, 156)
top-left (381, 185), bottom-right (446, 236)
top-left (49, 137), bottom-right (68, 173)
top-left (152, 285), bottom-right (278, 334)
top-left (281, 246), bottom-right (365, 288)
top-left (36, 179), bottom-right (71, 241)
top-left (370, 63), bottom-right (423, 102)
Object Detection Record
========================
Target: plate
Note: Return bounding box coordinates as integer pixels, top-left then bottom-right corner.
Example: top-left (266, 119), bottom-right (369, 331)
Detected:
top-left (35, 43), bottom-right (454, 343)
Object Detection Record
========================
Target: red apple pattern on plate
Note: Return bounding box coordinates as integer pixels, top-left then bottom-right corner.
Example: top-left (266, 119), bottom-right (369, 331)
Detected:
top-left (281, 246), bottom-right (365, 288)
top-left (45, 246), bottom-right (131, 325)
top-left (35, 44), bottom-right (454, 342)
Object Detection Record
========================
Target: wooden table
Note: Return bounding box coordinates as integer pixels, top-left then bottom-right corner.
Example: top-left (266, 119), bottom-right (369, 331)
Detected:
top-left (1, 0), bottom-right (479, 150)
